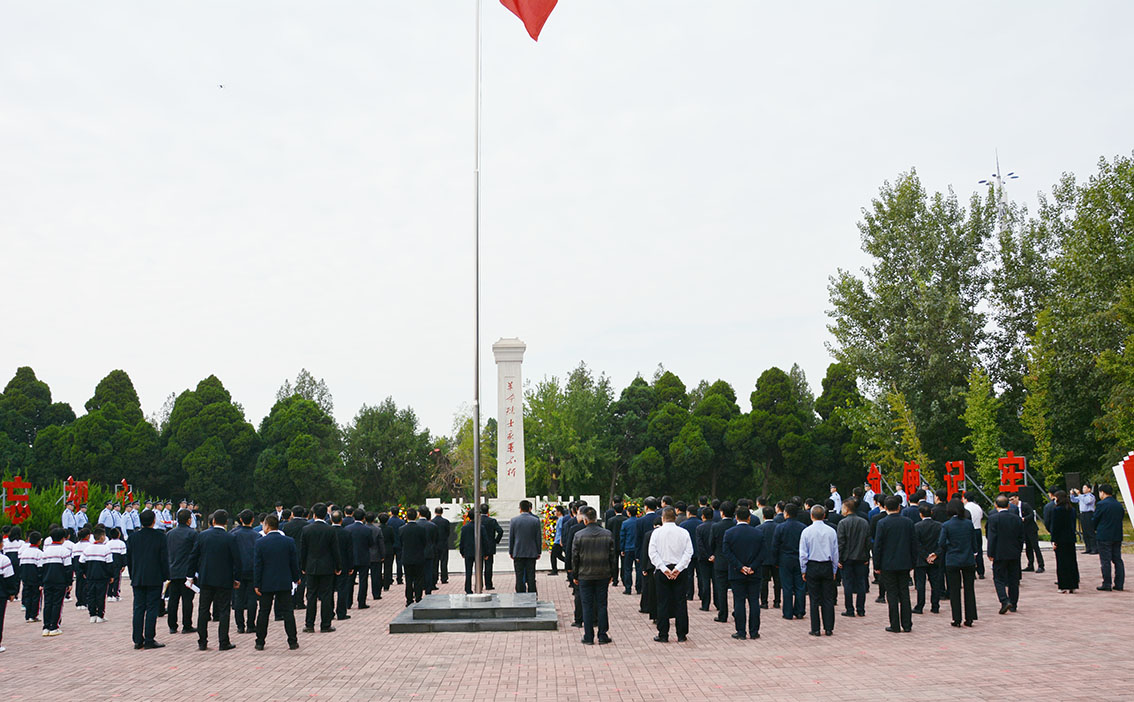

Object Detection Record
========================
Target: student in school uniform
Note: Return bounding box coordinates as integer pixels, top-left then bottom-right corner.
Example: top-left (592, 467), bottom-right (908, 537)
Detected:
top-left (106, 528), bottom-right (127, 601)
top-left (72, 528), bottom-right (92, 610)
top-left (0, 548), bottom-right (18, 652)
top-left (2, 527), bottom-right (23, 575)
top-left (81, 528), bottom-right (114, 623)
top-left (19, 533), bottom-right (43, 622)
top-left (40, 528), bottom-right (73, 636)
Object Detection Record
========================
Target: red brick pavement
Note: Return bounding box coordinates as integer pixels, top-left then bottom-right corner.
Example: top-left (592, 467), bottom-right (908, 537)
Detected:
top-left (0, 549), bottom-right (1129, 701)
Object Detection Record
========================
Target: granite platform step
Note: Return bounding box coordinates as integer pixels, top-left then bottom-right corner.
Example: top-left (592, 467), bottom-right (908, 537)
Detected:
top-left (389, 594), bottom-right (558, 633)
top-left (412, 592), bottom-right (538, 619)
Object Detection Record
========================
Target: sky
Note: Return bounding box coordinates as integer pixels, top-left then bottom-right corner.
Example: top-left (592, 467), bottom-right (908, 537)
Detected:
top-left (2, 1), bottom-right (1133, 438)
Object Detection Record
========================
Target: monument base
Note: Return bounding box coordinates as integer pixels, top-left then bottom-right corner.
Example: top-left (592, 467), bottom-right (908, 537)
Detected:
top-left (389, 592), bottom-right (558, 633)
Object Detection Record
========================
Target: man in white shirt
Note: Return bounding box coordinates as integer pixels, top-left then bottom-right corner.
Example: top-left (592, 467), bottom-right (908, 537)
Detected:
top-left (962, 492), bottom-right (986, 579)
top-left (829, 487), bottom-right (842, 515)
top-left (647, 507), bottom-right (694, 643)
top-left (895, 486), bottom-right (909, 508)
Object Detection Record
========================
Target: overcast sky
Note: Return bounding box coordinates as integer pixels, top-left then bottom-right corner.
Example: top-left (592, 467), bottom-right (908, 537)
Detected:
top-left (2, 1), bottom-right (1132, 437)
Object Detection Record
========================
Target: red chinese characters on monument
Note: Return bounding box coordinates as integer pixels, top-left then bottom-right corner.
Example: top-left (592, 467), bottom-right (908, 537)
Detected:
top-left (116, 479), bottom-right (133, 508)
top-left (998, 451), bottom-right (1026, 493)
top-left (65, 476), bottom-right (89, 506)
top-left (902, 461), bottom-right (921, 497)
top-left (2, 475), bottom-right (32, 525)
top-left (504, 381), bottom-right (519, 478)
top-left (944, 460), bottom-right (965, 501)
top-left (866, 463), bottom-right (882, 494)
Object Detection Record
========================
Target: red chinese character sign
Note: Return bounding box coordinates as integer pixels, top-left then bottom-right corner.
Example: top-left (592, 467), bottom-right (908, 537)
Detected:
top-left (2, 475), bottom-right (32, 525)
top-left (1112, 452), bottom-right (1134, 531)
top-left (866, 463), bottom-right (882, 494)
top-left (64, 476), bottom-right (89, 506)
top-left (116, 479), bottom-right (133, 507)
top-left (998, 452), bottom-right (1026, 493)
top-left (902, 461), bottom-right (921, 497)
top-left (944, 461), bottom-right (965, 501)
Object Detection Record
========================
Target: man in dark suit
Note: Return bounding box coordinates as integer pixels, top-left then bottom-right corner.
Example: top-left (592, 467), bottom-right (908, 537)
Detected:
top-left (230, 510), bottom-right (259, 634)
top-left (678, 504), bottom-right (700, 599)
top-left (873, 496), bottom-right (917, 633)
top-left (348, 511), bottom-right (376, 608)
top-left (708, 501), bottom-right (737, 623)
top-left (432, 507), bottom-right (452, 585)
top-left (757, 506), bottom-right (781, 610)
top-left (253, 514), bottom-right (299, 651)
top-left (417, 505), bottom-right (440, 594)
top-left (299, 503), bottom-right (342, 632)
top-left (399, 508), bottom-right (430, 605)
top-left (606, 505), bottom-right (629, 590)
top-left (281, 506), bottom-right (308, 610)
top-left (459, 510), bottom-right (492, 594)
top-left (1094, 484), bottom-right (1126, 591)
top-left (986, 494), bottom-right (1023, 614)
top-left (363, 512), bottom-right (385, 600)
top-left (931, 490), bottom-right (949, 523)
top-left (563, 507), bottom-right (588, 626)
top-left (509, 500), bottom-right (543, 593)
top-left (378, 513), bottom-right (396, 591)
top-left (695, 508), bottom-right (715, 610)
top-left (194, 509), bottom-right (241, 651)
top-left (386, 507), bottom-right (405, 585)
top-left (480, 504), bottom-right (503, 590)
top-left (773, 503), bottom-right (807, 620)
top-left (1009, 494), bottom-right (1045, 573)
top-left (330, 510), bottom-right (354, 620)
top-left (722, 506), bottom-right (764, 639)
top-left (127, 509), bottom-right (169, 649)
top-left (166, 508), bottom-right (198, 634)
top-left (912, 504), bottom-right (944, 614)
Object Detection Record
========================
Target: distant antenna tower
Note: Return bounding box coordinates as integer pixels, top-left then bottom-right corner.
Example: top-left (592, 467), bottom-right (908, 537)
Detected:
top-left (978, 150), bottom-right (1018, 228)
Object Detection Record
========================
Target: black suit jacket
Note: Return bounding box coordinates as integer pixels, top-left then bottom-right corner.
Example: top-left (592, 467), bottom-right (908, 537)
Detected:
top-left (254, 531), bottom-right (300, 592)
top-left (333, 524), bottom-right (354, 571)
top-left (709, 518), bottom-right (737, 572)
top-left (421, 518), bottom-right (441, 559)
top-left (695, 520), bottom-right (714, 561)
top-left (166, 525), bottom-right (198, 579)
top-left (399, 521), bottom-right (430, 565)
top-left (299, 520), bottom-right (342, 575)
top-left (483, 516), bottom-right (503, 546)
top-left (126, 527), bottom-right (169, 587)
top-left (873, 514), bottom-right (917, 571)
top-left (459, 522), bottom-right (493, 559)
top-left (281, 517), bottom-right (306, 542)
top-left (987, 509), bottom-right (1024, 561)
top-left (913, 518), bottom-right (943, 566)
top-left (563, 520), bottom-right (586, 572)
top-left (931, 502), bottom-right (949, 523)
top-left (431, 515), bottom-right (452, 549)
top-left (195, 526), bottom-right (242, 588)
top-left (347, 521), bottom-right (376, 566)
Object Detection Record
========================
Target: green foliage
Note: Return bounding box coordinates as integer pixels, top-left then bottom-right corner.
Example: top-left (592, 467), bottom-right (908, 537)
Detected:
top-left (960, 367), bottom-right (1004, 491)
top-left (343, 398), bottom-right (434, 505)
top-left (0, 367), bottom-right (75, 476)
top-left (652, 370), bottom-right (688, 409)
top-left (669, 421), bottom-right (713, 495)
top-left (255, 395), bottom-right (349, 506)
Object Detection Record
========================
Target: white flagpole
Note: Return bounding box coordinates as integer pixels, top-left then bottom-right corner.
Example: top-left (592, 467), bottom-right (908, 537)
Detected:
top-left (472, 0), bottom-right (484, 596)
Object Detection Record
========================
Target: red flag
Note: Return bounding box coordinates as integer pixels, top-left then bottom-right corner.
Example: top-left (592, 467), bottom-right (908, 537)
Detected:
top-left (500, 0), bottom-right (558, 41)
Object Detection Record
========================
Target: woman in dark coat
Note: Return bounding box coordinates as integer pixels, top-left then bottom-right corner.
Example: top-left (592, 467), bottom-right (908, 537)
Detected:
top-left (930, 501), bottom-right (978, 627)
top-left (1050, 490), bottom-right (1080, 593)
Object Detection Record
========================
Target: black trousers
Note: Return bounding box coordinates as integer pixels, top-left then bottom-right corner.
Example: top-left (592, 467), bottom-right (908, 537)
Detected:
top-left (579, 579), bottom-right (609, 641)
top-left (23, 582), bottom-right (41, 620)
top-left (464, 556), bottom-right (477, 593)
top-left (132, 585), bottom-right (161, 645)
top-left (730, 575), bottom-right (761, 636)
top-left (305, 573), bottom-right (335, 629)
top-left (382, 555), bottom-right (394, 589)
top-left (403, 563), bottom-right (426, 604)
top-left (0, 598), bottom-right (6, 645)
top-left (514, 557), bottom-right (537, 593)
top-left (655, 569), bottom-right (689, 639)
top-left (761, 563), bottom-right (782, 607)
top-left (640, 567), bottom-right (657, 619)
top-left (711, 567), bottom-right (729, 619)
top-left (879, 569), bottom-right (912, 631)
top-left (483, 554), bottom-right (495, 589)
top-left (1080, 512), bottom-right (1097, 552)
top-left (395, 548), bottom-right (403, 583)
top-left (1099, 541), bottom-right (1125, 589)
top-left (696, 560), bottom-right (713, 608)
top-left (335, 572), bottom-right (352, 618)
top-left (550, 544), bottom-right (564, 575)
top-left (945, 565), bottom-right (977, 624)
top-left (841, 560), bottom-right (867, 614)
top-left (75, 568), bottom-right (87, 606)
top-left (622, 555), bottom-right (638, 593)
top-left (86, 578), bottom-right (108, 618)
top-left (167, 577), bottom-right (195, 631)
top-left (913, 564), bottom-right (944, 611)
top-left (439, 548), bottom-right (449, 583)
top-left (256, 591), bottom-right (298, 647)
top-left (197, 585), bottom-right (233, 647)
top-left (805, 561), bottom-right (836, 634)
top-left (572, 579), bottom-right (583, 624)
top-left (972, 530), bottom-right (985, 577)
top-left (992, 559), bottom-right (1020, 605)
top-left (427, 557), bottom-right (438, 591)
top-left (233, 576), bottom-right (257, 630)
top-left (355, 563), bottom-right (374, 603)
top-left (1024, 528), bottom-right (1044, 569)
top-left (292, 576), bottom-right (306, 611)
top-left (42, 584), bottom-right (65, 631)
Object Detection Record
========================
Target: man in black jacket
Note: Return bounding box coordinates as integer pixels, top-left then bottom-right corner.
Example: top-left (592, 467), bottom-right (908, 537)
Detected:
top-left (281, 507), bottom-right (308, 611)
top-left (349, 512), bottom-right (377, 608)
top-left (695, 508), bottom-right (715, 611)
top-left (987, 494), bottom-right (1024, 614)
top-left (418, 505), bottom-right (440, 594)
top-left (253, 514), bottom-right (300, 651)
top-left (480, 504), bottom-right (503, 590)
top-left (873, 496), bottom-right (917, 633)
top-left (432, 507), bottom-right (451, 585)
top-left (194, 510), bottom-right (241, 651)
top-left (563, 509), bottom-right (587, 626)
top-left (230, 510), bottom-right (259, 634)
top-left (571, 506), bottom-right (616, 645)
top-left (378, 513), bottom-right (396, 591)
top-left (931, 490), bottom-right (950, 523)
top-left (330, 510), bottom-right (354, 620)
top-left (399, 508), bottom-right (430, 606)
top-left (459, 510), bottom-right (492, 594)
top-left (708, 501), bottom-right (737, 623)
top-left (605, 505), bottom-right (628, 589)
top-left (299, 503), bottom-right (341, 632)
top-left (166, 508), bottom-right (198, 634)
top-left (1009, 494), bottom-right (1045, 573)
top-left (127, 510), bottom-right (169, 649)
top-left (912, 505), bottom-right (944, 614)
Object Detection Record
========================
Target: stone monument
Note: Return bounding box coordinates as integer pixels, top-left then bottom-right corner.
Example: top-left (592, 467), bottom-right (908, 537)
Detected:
top-left (492, 337), bottom-right (526, 513)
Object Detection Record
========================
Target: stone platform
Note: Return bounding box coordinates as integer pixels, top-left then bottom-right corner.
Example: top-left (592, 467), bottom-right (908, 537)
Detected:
top-left (389, 592), bottom-right (558, 633)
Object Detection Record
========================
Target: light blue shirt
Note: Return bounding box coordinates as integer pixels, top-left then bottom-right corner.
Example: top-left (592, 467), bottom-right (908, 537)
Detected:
top-left (62, 509), bottom-right (78, 532)
top-left (98, 509), bottom-right (115, 528)
top-left (799, 521), bottom-right (839, 574)
top-left (554, 515), bottom-right (567, 545)
top-left (75, 511), bottom-right (89, 528)
top-left (1072, 493), bottom-right (1095, 512)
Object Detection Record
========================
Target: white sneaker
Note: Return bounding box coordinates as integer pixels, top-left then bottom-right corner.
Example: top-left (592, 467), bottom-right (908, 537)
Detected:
top-left (76, 603), bottom-right (85, 608)
top-left (0, 645), bottom-right (6, 652)
top-left (41, 629), bottom-right (49, 636)
top-left (98, 617), bottom-right (107, 623)
top-left (90, 616), bottom-right (97, 623)
top-left (47, 629), bottom-right (62, 636)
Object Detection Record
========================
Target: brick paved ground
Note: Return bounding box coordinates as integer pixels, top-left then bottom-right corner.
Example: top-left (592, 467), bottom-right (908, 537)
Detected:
top-left (0, 547), bottom-right (1130, 701)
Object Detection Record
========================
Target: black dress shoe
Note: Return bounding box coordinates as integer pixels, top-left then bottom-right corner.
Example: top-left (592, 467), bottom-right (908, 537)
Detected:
top-left (699, 605), bottom-right (710, 611)
top-left (902, 628), bottom-right (911, 633)
top-left (236, 627), bottom-right (245, 634)
top-left (795, 614), bottom-right (805, 620)
top-left (911, 608), bottom-right (923, 615)
top-left (999, 603), bottom-right (1010, 614)
top-left (255, 642), bottom-right (265, 651)
top-left (773, 602), bottom-right (780, 608)
top-left (336, 615), bottom-right (351, 620)
top-left (358, 604), bottom-right (370, 609)
top-left (302, 626), bottom-right (316, 633)
top-left (1023, 566), bottom-right (1035, 572)
top-left (169, 628), bottom-right (179, 635)
top-left (199, 643), bottom-right (209, 650)
top-left (963, 621), bottom-right (973, 627)
top-left (1098, 585), bottom-right (1113, 591)
top-left (219, 642), bottom-right (236, 651)
top-left (977, 574), bottom-right (985, 579)
top-left (135, 643), bottom-right (144, 649)
top-left (319, 626), bottom-right (336, 633)
top-left (951, 621), bottom-right (962, 627)
top-left (182, 626), bottom-right (197, 634)
top-left (930, 607), bottom-right (940, 614)
top-left (143, 642), bottom-right (166, 649)
top-left (571, 622), bottom-right (583, 628)
top-left (731, 632), bottom-right (746, 640)
top-left (874, 596), bottom-right (886, 603)
top-left (751, 632), bottom-right (760, 639)
top-left (808, 631), bottom-right (821, 637)
top-left (1036, 567), bottom-right (1045, 574)
top-left (857, 612), bottom-right (866, 617)
top-left (676, 636), bottom-right (687, 642)
top-left (1115, 587), bottom-right (1125, 591)
top-left (824, 630), bottom-right (833, 636)
top-left (885, 626), bottom-right (900, 633)
top-left (841, 611), bottom-right (856, 617)
top-left (760, 603), bottom-right (769, 609)
top-left (581, 638), bottom-right (594, 645)
top-left (1008, 604), bottom-right (1017, 612)
top-left (289, 642), bottom-right (300, 650)
top-left (597, 636), bottom-right (612, 645)
top-left (653, 635), bottom-right (668, 642)
top-left (713, 615), bottom-right (728, 623)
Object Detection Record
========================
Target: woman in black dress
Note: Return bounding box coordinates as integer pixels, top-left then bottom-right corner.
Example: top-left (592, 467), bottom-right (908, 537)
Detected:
top-left (1050, 490), bottom-right (1080, 593)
